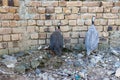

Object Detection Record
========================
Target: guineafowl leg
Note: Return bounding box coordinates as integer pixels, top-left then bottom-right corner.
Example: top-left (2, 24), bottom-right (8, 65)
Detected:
top-left (86, 55), bottom-right (90, 65)
top-left (49, 50), bottom-right (55, 56)
top-left (54, 48), bottom-right (62, 57)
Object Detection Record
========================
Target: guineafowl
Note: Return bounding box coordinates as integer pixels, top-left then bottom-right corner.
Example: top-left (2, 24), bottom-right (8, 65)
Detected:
top-left (49, 23), bottom-right (63, 56)
top-left (85, 16), bottom-right (99, 57)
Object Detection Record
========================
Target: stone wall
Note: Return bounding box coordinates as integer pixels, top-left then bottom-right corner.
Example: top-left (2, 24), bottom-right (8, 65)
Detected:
top-left (0, 0), bottom-right (120, 55)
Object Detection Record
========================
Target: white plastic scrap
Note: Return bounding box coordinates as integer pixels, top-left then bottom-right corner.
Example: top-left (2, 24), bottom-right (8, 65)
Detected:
top-left (115, 68), bottom-right (120, 77)
top-left (44, 45), bottom-right (49, 49)
top-left (38, 46), bottom-right (42, 50)
top-left (38, 45), bottom-right (49, 50)
top-left (85, 24), bottom-right (99, 56)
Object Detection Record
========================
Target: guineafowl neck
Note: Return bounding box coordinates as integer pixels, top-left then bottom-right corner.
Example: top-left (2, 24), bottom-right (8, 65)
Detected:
top-left (58, 26), bottom-right (60, 29)
top-left (55, 28), bottom-right (60, 32)
top-left (92, 21), bottom-right (94, 25)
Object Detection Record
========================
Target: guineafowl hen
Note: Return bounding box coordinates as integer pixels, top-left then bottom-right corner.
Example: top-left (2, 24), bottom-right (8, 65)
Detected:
top-left (85, 16), bottom-right (99, 57)
top-left (49, 23), bottom-right (63, 56)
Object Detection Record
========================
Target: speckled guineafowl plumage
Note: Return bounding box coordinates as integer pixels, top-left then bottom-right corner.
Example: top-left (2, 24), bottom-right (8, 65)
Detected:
top-left (85, 16), bottom-right (99, 56)
top-left (49, 25), bottom-right (63, 56)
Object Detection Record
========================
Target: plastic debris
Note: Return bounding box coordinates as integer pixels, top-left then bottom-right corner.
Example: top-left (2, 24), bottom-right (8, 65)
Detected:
top-left (75, 73), bottom-right (81, 80)
top-left (44, 45), bottom-right (49, 49)
top-left (115, 68), bottom-right (120, 77)
top-left (0, 44), bottom-right (120, 80)
top-left (57, 71), bottom-right (69, 76)
top-left (38, 46), bottom-right (42, 50)
top-left (110, 47), bottom-right (120, 56)
top-left (0, 68), bottom-right (14, 74)
top-left (1, 55), bottom-right (17, 68)
top-left (38, 45), bottom-right (49, 50)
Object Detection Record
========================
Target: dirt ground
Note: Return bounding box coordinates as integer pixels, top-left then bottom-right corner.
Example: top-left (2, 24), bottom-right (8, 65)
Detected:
top-left (0, 49), bottom-right (120, 80)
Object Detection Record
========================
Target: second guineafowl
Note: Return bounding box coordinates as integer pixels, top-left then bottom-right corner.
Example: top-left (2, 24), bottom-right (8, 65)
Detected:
top-left (49, 23), bottom-right (63, 56)
top-left (85, 16), bottom-right (99, 57)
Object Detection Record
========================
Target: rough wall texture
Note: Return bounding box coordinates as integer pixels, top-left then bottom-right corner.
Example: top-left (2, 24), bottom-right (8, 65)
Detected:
top-left (0, 0), bottom-right (120, 55)
top-left (110, 31), bottom-right (120, 48)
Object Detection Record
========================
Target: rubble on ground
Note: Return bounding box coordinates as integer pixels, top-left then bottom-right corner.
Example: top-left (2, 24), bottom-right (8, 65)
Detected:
top-left (0, 45), bottom-right (120, 80)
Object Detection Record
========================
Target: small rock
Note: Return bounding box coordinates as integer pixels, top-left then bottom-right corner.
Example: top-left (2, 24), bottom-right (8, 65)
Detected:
top-left (103, 78), bottom-right (110, 80)
top-left (39, 60), bottom-right (45, 68)
top-left (77, 54), bottom-right (84, 58)
top-left (66, 60), bottom-right (73, 65)
top-left (53, 61), bottom-right (62, 69)
top-left (15, 52), bottom-right (25, 58)
top-left (63, 77), bottom-right (71, 80)
top-left (15, 65), bottom-right (26, 74)
top-left (31, 60), bottom-right (39, 68)
top-left (98, 43), bottom-right (109, 51)
top-left (74, 59), bottom-right (84, 67)
top-left (79, 69), bottom-right (87, 78)
top-left (42, 72), bottom-right (48, 80)
top-left (52, 74), bottom-right (58, 78)
top-left (73, 60), bottom-right (81, 67)
top-left (48, 75), bottom-right (55, 80)
top-left (2, 54), bottom-right (11, 59)
top-left (25, 50), bottom-right (33, 55)
top-left (115, 68), bottom-right (120, 77)
top-left (107, 70), bottom-right (115, 76)
top-left (73, 43), bottom-right (85, 51)
top-left (64, 44), bottom-right (71, 51)
top-left (73, 44), bottom-right (81, 51)
top-left (63, 69), bottom-right (72, 75)
top-left (114, 61), bottom-right (120, 68)
top-left (19, 62), bottom-right (31, 70)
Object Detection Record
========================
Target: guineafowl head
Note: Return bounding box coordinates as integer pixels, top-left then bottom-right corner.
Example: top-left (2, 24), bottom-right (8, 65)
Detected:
top-left (55, 22), bottom-right (61, 31)
top-left (92, 16), bottom-right (95, 25)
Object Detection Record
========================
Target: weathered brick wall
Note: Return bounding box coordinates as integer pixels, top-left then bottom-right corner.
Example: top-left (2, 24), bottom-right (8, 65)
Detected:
top-left (0, 1), bottom-right (120, 55)
top-left (110, 31), bottom-right (120, 48)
